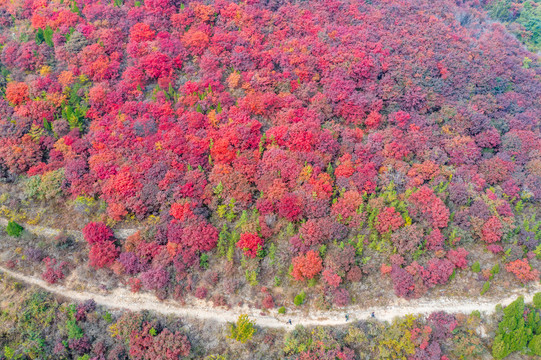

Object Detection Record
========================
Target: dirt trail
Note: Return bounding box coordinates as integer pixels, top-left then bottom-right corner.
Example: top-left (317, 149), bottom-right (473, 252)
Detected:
top-left (1, 264), bottom-right (539, 330)
top-left (1, 217), bottom-right (540, 330)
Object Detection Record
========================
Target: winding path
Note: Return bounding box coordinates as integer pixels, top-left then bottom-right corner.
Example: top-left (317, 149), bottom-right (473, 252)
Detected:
top-left (0, 264), bottom-right (539, 330)
top-left (1, 217), bottom-right (540, 330)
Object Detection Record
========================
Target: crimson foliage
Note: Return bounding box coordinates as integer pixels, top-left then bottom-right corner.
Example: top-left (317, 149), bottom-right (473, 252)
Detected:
top-left (1, 0), bottom-right (540, 301)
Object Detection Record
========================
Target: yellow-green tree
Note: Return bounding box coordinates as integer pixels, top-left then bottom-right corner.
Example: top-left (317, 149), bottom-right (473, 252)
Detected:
top-left (228, 314), bottom-right (256, 343)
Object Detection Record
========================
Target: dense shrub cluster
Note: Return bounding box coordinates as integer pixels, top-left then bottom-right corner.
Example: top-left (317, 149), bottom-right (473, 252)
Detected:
top-left (0, 0), bottom-right (540, 302)
top-left (0, 288), bottom-right (193, 360)
top-left (483, 0), bottom-right (541, 52)
top-left (492, 296), bottom-right (541, 359)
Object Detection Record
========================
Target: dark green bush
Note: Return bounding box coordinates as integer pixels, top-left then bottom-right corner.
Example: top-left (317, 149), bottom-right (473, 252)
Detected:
top-left (481, 281), bottom-right (490, 295)
top-left (492, 296), bottom-right (541, 359)
top-left (533, 293), bottom-right (541, 310)
top-left (6, 221), bottom-right (23, 237)
top-left (294, 291), bottom-right (306, 306)
top-left (529, 334), bottom-right (541, 356)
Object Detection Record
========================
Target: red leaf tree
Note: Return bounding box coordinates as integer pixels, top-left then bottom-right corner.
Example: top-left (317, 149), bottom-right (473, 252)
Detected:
top-left (481, 216), bottom-right (503, 244)
top-left (83, 222), bottom-right (115, 244)
top-left (505, 259), bottom-right (540, 283)
top-left (89, 240), bottom-right (119, 269)
top-left (376, 207), bottom-right (404, 234)
top-left (236, 232), bottom-right (264, 258)
top-left (5, 82), bottom-right (30, 105)
top-left (291, 250), bottom-right (323, 281)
